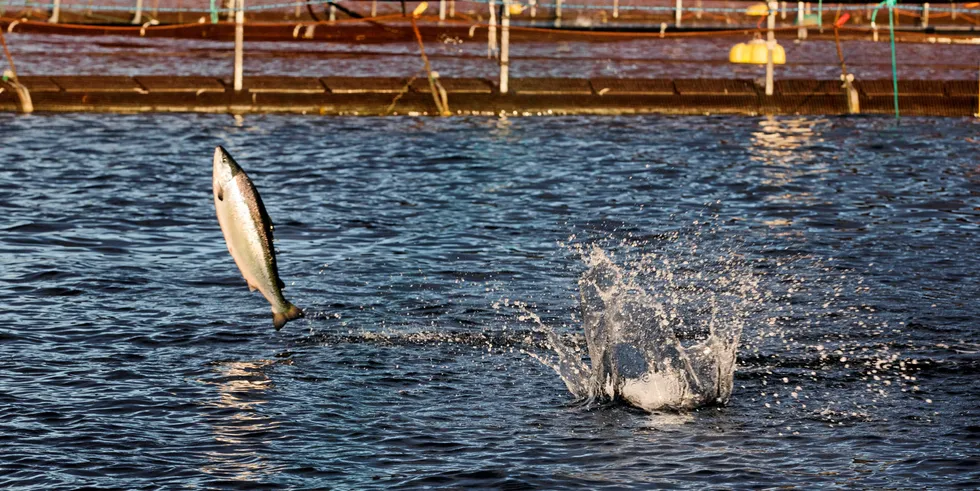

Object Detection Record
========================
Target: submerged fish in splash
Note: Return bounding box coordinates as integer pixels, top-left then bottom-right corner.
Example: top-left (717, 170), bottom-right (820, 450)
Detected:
top-left (534, 246), bottom-right (747, 412)
top-left (212, 146), bottom-right (303, 330)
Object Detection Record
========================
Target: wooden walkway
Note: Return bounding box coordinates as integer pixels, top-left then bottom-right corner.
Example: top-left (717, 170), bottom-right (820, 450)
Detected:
top-left (2, 76), bottom-right (977, 116)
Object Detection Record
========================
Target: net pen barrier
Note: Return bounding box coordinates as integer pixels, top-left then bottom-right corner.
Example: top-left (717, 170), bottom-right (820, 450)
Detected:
top-left (1, 0), bottom-right (977, 116)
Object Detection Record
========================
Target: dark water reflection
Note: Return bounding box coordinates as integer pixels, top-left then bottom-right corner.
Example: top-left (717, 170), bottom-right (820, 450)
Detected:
top-left (0, 114), bottom-right (978, 488)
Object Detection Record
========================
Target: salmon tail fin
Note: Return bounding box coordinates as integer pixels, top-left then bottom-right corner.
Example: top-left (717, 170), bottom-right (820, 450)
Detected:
top-left (273, 303), bottom-right (304, 331)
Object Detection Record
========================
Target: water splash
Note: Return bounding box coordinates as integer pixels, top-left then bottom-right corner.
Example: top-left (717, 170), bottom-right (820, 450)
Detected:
top-left (525, 231), bottom-right (760, 412)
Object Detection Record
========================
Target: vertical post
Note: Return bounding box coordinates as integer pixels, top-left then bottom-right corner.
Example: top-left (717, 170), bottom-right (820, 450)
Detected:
top-left (234, 0), bottom-right (244, 92)
top-left (329, 4), bottom-right (336, 21)
top-left (371, 0), bottom-right (377, 16)
top-left (450, 0), bottom-right (455, 17)
top-left (294, 0), bottom-right (301, 18)
top-left (780, 1), bottom-right (786, 19)
top-left (210, 0), bottom-right (218, 23)
top-left (845, 74), bottom-right (859, 114)
top-left (529, 0), bottom-right (536, 18)
top-left (921, 3), bottom-right (929, 28)
top-left (817, 0), bottom-right (823, 33)
top-left (675, 0), bottom-right (682, 26)
top-left (766, 1), bottom-right (776, 96)
top-left (797, 1), bottom-right (806, 39)
top-left (501, 0), bottom-right (510, 94)
top-left (613, 0), bottom-right (618, 19)
top-left (834, 12), bottom-right (859, 114)
top-left (555, 0), bottom-right (562, 27)
top-left (951, 3), bottom-right (957, 20)
top-left (696, 0), bottom-right (702, 20)
top-left (439, 0), bottom-right (446, 20)
top-left (488, 0), bottom-right (498, 58)
top-left (48, 0), bottom-right (60, 22)
top-left (132, 0), bottom-right (143, 24)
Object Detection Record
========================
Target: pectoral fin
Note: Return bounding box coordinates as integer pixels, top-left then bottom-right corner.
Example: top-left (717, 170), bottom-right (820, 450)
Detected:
top-left (247, 281), bottom-right (257, 292)
top-left (217, 185), bottom-right (224, 201)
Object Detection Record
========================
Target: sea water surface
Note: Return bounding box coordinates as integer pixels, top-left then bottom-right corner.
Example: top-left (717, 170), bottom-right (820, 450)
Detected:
top-left (1, 114), bottom-right (978, 488)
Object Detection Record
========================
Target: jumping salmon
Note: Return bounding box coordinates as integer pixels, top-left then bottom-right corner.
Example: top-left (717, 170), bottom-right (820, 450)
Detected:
top-left (212, 146), bottom-right (303, 330)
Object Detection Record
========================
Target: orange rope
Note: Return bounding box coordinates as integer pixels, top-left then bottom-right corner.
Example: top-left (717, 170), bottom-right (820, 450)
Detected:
top-left (0, 26), bottom-right (17, 78)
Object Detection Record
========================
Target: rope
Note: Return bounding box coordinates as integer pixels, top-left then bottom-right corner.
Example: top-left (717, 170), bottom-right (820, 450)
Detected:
top-left (0, 23), bottom-right (17, 78)
top-left (889, 2), bottom-right (899, 120)
top-left (872, 0), bottom-right (901, 120)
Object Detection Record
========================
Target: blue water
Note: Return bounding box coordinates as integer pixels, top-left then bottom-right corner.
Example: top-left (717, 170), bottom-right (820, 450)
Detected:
top-left (1, 114), bottom-right (978, 488)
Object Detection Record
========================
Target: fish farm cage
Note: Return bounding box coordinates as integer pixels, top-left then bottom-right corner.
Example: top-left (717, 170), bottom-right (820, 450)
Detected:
top-left (1, 0), bottom-right (978, 116)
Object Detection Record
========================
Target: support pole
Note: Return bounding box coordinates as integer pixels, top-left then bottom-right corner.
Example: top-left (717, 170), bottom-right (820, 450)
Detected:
top-left (233, 0), bottom-right (244, 92)
top-left (48, 0), bottom-right (60, 22)
top-left (766, 1), bottom-right (776, 96)
top-left (329, 4), bottom-right (336, 21)
top-left (921, 3), bottom-right (929, 28)
top-left (780, 1), bottom-right (786, 19)
top-left (675, 0), bottom-right (682, 26)
top-left (450, 0), bottom-right (455, 17)
top-left (797, 1), bottom-right (806, 40)
top-left (613, 0), bottom-right (618, 19)
top-left (833, 12), bottom-right (859, 114)
top-left (529, 0), bottom-right (536, 18)
top-left (132, 0), bottom-right (143, 24)
top-left (817, 0), bottom-right (822, 33)
top-left (501, 0), bottom-right (511, 94)
top-left (439, 0), bottom-right (446, 20)
top-left (295, 0), bottom-right (301, 18)
top-left (555, 0), bottom-right (562, 28)
top-left (371, 0), bottom-right (377, 16)
top-left (488, 0), bottom-right (498, 58)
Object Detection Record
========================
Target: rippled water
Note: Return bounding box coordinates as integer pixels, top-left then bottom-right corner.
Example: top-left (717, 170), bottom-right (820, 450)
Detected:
top-left (2, 113), bottom-right (979, 488)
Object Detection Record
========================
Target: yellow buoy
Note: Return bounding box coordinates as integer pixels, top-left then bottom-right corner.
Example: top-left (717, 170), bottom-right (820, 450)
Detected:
top-left (745, 2), bottom-right (770, 16)
top-left (508, 3), bottom-right (525, 15)
top-left (729, 39), bottom-right (786, 65)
